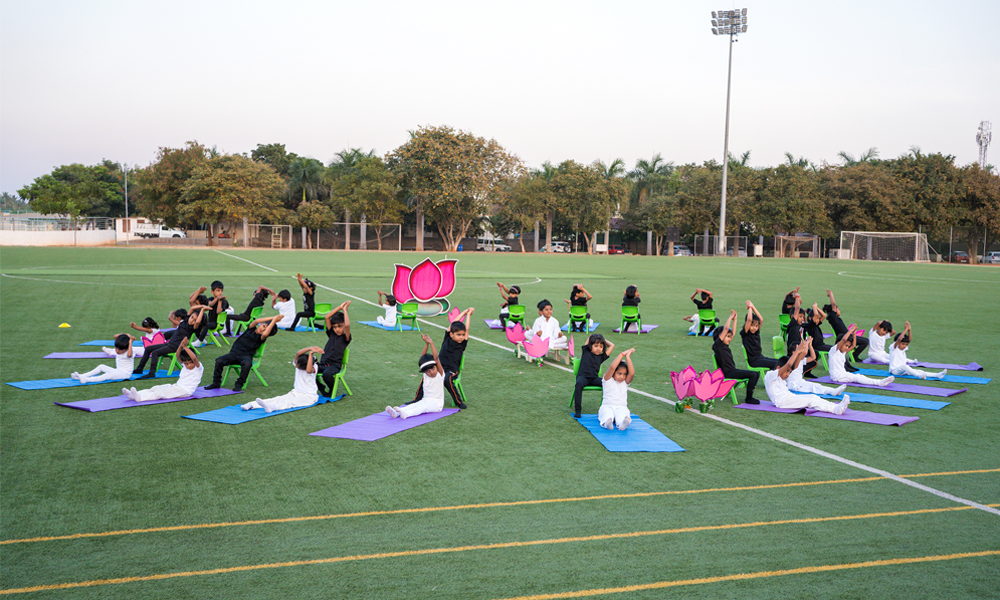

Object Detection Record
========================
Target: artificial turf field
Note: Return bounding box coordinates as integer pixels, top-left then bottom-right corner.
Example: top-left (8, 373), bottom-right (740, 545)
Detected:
top-left (1, 246), bottom-right (997, 599)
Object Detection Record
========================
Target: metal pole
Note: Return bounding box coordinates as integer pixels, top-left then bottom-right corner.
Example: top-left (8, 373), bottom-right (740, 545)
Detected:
top-left (124, 165), bottom-right (129, 245)
top-left (718, 34), bottom-right (734, 255)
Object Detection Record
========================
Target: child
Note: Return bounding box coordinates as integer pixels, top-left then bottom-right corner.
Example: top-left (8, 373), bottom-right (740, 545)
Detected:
top-left (287, 274), bottom-right (317, 331)
top-left (135, 306), bottom-right (208, 379)
top-left (690, 288), bottom-right (715, 335)
top-left (765, 340), bottom-right (850, 414)
top-left (889, 322), bottom-right (946, 380)
top-left (867, 320), bottom-right (895, 364)
top-left (803, 303), bottom-right (834, 358)
top-left (187, 286), bottom-right (218, 347)
top-left (565, 284), bottom-right (592, 332)
top-left (386, 334), bottom-right (446, 419)
top-left (621, 285), bottom-right (641, 332)
top-left (438, 307), bottom-right (474, 409)
top-left (829, 326), bottom-right (895, 387)
top-left (781, 286), bottom-right (800, 314)
top-left (822, 289), bottom-right (868, 367)
top-left (713, 309), bottom-right (762, 404)
top-left (73, 334), bottom-right (135, 383)
top-left (741, 301), bottom-right (777, 369)
top-left (271, 289), bottom-right (297, 330)
top-left (785, 340), bottom-right (847, 396)
top-left (528, 300), bottom-right (567, 350)
top-left (124, 337), bottom-right (203, 401)
top-left (784, 302), bottom-right (816, 378)
top-left (317, 301), bottom-right (352, 397)
top-left (573, 333), bottom-right (616, 418)
top-left (376, 291), bottom-right (397, 328)
top-left (225, 286), bottom-right (272, 335)
top-left (497, 282), bottom-right (520, 328)
top-left (102, 317), bottom-right (162, 358)
top-left (241, 346), bottom-right (323, 412)
top-left (205, 314), bottom-right (282, 391)
top-left (599, 348), bottom-right (636, 430)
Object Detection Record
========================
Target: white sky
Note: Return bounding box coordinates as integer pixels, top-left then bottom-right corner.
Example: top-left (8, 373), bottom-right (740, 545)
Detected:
top-left (2, 0), bottom-right (997, 196)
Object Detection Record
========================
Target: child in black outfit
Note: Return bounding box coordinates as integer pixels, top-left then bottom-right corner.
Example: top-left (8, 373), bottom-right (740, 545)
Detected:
top-left (784, 302), bottom-right (817, 378)
top-left (136, 306), bottom-right (209, 379)
top-left (691, 288), bottom-right (715, 335)
top-left (497, 282), bottom-right (521, 328)
top-left (206, 314), bottom-right (282, 391)
top-left (621, 285), bottom-right (641, 332)
top-left (565, 284), bottom-right (592, 332)
top-left (713, 309), bottom-right (762, 404)
top-left (572, 333), bottom-right (615, 418)
top-left (781, 286), bottom-right (800, 314)
top-left (316, 301), bottom-right (351, 397)
top-left (824, 289), bottom-right (867, 366)
top-left (436, 307), bottom-right (474, 409)
top-left (803, 302), bottom-right (833, 356)
top-left (741, 300), bottom-right (778, 369)
top-left (287, 273), bottom-right (317, 331)
top-left (226, 286), bottom-right (272, 335)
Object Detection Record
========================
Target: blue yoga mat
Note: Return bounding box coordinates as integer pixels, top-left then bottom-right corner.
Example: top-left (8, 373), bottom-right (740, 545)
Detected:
top-left (358, 321), bottom-right (414, 331)
top-left (792, 390), bottom-right (948, 411)
top-left (854, 368), bottom-right (990, 385)
top-left (182, 395), bottom-right (344, 424)
top-left (6, 370), bottom-right (178, 390)
top-left (561, 323), bottom-right (600, 332)
top-left (573, 414), bottom-right (684, 452)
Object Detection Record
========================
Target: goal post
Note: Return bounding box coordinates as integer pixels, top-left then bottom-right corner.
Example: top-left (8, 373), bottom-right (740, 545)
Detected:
top-left (839, 231), bottom-right (930, 262)
top-left (774, 235), bottom-right (820, 258)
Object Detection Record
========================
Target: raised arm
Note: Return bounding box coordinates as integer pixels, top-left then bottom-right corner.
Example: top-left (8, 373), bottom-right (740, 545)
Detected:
top-left (779, 341), bottom-right (809, 380)
top-left (188, 305), bottom-right (209, 329)
top-left (837, 325), bottom-right (858, 352)
top-left (130, 322), bottom-right (152, 334)
top-left (189, 286), bottom-right (207, 307)
top-left (178, 336), bottom-right (200, 369)
top-left (826, 289), bottom-right (838, 312)
top-left (903, 321), bottom-right (912, 343)
top-left (124, 334), bottom-right (136, 358)
top-left (258, 314), bottom-right (282, 339)
top-left (497, 282), bottom-right (510, 301)
top-left (297, 274), bottom-right (312, 295)
top-left (723, 309), bottom-right (737, 337)
top-left (297, 346), bottom-right (324, 374)
top-left (461, 307), bottom-right (474, 330)
top-left (579, 286), bottom-right (593, 301)
top-left (603, 348), bottom-right (636, 382)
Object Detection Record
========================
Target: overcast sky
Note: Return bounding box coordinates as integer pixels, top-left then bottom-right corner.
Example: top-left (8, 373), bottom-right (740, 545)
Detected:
top-left (2, 0), bottom-right (997, 196)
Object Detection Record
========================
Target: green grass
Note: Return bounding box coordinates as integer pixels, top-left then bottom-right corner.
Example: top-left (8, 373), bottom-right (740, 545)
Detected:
top-left (1, 246), bottom-right (998, 599)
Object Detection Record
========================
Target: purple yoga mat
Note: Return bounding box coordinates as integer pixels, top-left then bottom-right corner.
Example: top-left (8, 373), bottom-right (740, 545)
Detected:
top-left (55, 387), bottom-right (243, 412)
top-left (811, 376), bottom-right (966, 397)
top-left (735, 400), bottom-right (918, 426)
top-left (862, 358), bottom-right (983, 371)
top-left (44, 352), bottom-right (110, 359)
top-left (309, 408), bottom-right (460, 441)
top-left (611, 324), bottom-right (660, 333)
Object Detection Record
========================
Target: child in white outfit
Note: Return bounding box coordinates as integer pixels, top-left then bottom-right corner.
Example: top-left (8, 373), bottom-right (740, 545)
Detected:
top-left (766, 340), bottom-right (850, 414)
top-left (599, 348), bottom-right (635, 430)
top-left (102, 317), bottom-right (163, 358)
top-left (376, 291), bottom-right (398, 328)
top-left (386, 334), bottom-right (445, 419)
top-left (786, 343), bottom-right (847, 396)
top-left (272, 289), bottom-right (297, 330)
top-left (889, 322), bottom-right (946, 380)
top-left (124, 337), bottom-right (203, 401)
top-left (866, 320), bottom-right (896, 364)
top-left (528, 300), bottom-right (568, 350)
top-left (829, 326), bottom-right (894, 387)
top-left (242, 346), bottom-right (322, 412)
top-left (74, 334), bottom-right (135, 383)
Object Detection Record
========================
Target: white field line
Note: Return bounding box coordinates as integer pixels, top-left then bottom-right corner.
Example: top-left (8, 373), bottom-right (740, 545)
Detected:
top-left (212, 250), bottom-right (278, 272)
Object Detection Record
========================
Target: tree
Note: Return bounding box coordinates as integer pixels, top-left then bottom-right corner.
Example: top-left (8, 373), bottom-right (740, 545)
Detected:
top-left (495, 173), bottom-right (551, 252)
top-left (750, 165), bottom-right (832, 238)
top-left (133, 141), bottom-right (208, 227)
top-left (251, 143), bottom-right (299, 178)
top-left (628, 153), bottom-right (675, 205)
top-left (180, 154), bottom-right (286, 246)
top-left (0, 192), bottom-right (29, 213)
top-left (286, 157), bottom-right (326, 208)
top-left (819, 164), bottom-right (903, 234)
top-left (18, 163), bottom-right (123, 221)
top-left (837, 147), bottom-right (880, 166)
top-left (293, 201), bottom-right (336, 249)
top-left (533, 161), bottom-right (560, 249)
top-left (625, 192), bottom-right (680, 255)
top-left (387, 125), bottom-right (524, 251)
top-left (552, 161), bottom-right (626, 253)
top-left (949, 164), bottom-right (1000, 264)
top-left (331, 157), bottom-right (405, 250)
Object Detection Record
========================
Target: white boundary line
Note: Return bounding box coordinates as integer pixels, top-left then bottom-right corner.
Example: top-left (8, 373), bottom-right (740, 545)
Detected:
top-left (215, 255), bottom-right (999, 518)
top-left (212, 250), bottom-right (278, 272)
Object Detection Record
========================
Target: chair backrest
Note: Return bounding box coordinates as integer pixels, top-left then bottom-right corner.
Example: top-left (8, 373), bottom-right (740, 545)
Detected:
top-left (621, 305), bottom-right (639, 318)
top-left (698, 309), bottom-right (716, 322)
top-left (340, 347), bottom-right (349, 373)
top-left (249, 306), bottom-right (264, 320)
top-left (313, 302), bottom-right (333, 316)
top-left (569, 305), bottom-right (588, 319)
top-left (772, 336), bottom-right (785, 357)
top-left (400, 301), bottom-right (419, 316)
top-left (508, 304), bottom-right (525, 318)
top-left (778, 314), bottom-right (791, 326)
top-left (572, 356), bottom-right (580, 377)
top-left (252, 342), bottom-right (267, 363)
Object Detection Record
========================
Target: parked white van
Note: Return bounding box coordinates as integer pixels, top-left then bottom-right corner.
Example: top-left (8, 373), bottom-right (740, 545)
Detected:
top-left (477, 237), bottom-right (511, 252)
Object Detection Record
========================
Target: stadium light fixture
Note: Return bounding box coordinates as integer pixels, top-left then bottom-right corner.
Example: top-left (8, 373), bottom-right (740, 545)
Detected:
top-left (711, 8), bottom-right (748, 255)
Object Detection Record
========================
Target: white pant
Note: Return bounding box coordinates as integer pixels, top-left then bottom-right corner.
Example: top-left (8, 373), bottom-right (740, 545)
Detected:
top-left (80, 364), bottom-right (132, 383)
top-left (546, 336), bottom-right (568, 350)
top-left (136, 384), bottom-right (193, 401)
top-left (772, 393), bottom-right (839, 413)
top-left (598, 405), bottom-right (631, 430)
top-left (830, 371), bottom-right (883, 385)
top-left (866, 351), bottom-right (889, 364)
top-left (246, 390), bottom-right (317, 411)
top-left (788, 379), bottom-right (840, 395)
top-left (687, 315), bottom-right (699, 334)
top-left (890, 364), bottom-right (941, 379)
top-left (399, 396), bottom-right (444, 419)
top-left (377, 315), bottom-right (397, 327)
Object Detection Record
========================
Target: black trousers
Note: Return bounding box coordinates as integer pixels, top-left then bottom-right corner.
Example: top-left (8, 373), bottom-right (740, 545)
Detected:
top-left (723, 368), bottom-right (759, 400)
top-left (748, 355), bottom-right (778, 369)
top-left (288, 309), bottom-right (316, 330)
top-left (573, 375), bottom-right (603, 415)
top-left (213, 351), bottom-right (254, 388)
top-left (317, 363), bottom-right (342, 394)
top-left (136, 342), bottom-right (181, 375)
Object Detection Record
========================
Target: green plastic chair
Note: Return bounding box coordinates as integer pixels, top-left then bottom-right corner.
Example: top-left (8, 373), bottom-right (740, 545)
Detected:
top-left (778, 314), bottom-right (791, 340)
top-left (568, 305), bottom-right (590, 333)
top-left (742, 346), bottom-right (771, 379)
top-left (697, 309), bottom-right (717, 336)
top-left (323, 347), bottom-right (352, 398)
top-left (712, 355), bottom-right (747, 405)
top-left (220, 342), bottom-right (268, 389)
top-left (620, 305), bottom-right (641, 334)
top-left (232, 306), bottom-right (263, 337)
top-left (567, 356), bottom-right (603, 408)
top-left (506, 304), bottom-right (526, 327)
top-left (450, 354), bottom-right (467, 407)
top-left (308, 302), bottom-right (333, 332)
top-left (396, 302), bottom-right (420, 331)
top-left (165, 343), bottom-right (201, 376)
top-left (205, 312), bottom-right (228, 347)
top-left (772, 336), bottom-right (785, 359)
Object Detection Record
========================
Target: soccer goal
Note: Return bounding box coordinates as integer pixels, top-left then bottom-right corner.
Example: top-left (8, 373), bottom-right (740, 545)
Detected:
top-left (775, 235), bottom-right (820, 258)
top-left (839, 231), bottom-right (930, 262)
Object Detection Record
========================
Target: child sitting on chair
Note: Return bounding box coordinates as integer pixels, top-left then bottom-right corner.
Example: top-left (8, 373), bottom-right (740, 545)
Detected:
top-left (867, 320), bottom-right (897, 365)
top-left (288, 274), bottom-right (317, 331)
top-left (497, 282), bottom-right (520, 328)
top-left (740, 301), bottom-right (777, 370)
top-left (690, 288), bottom-right (715, 335)
top-left (135, 306), bottom-right (208, 379)
top-left (565, 284), bottom-right (592, 332)
top-left (376, 291), bottom-right (397, 328)
top-left (439, 308), bottom-right (474, 409)
top-left (386, 334), bottom-right (446, 419)
top-left (226, 286), bottom-right (272, 335)
top-left (102, 317), bottom-right (162, 358)
top-left (599, 348), bottom-right (636, 430)
top-left (272, 289), bottom-right (297, 330)
top-left (73, 334), bottom-right (135, 383)
top-left (206, 314), bottom-right (282, 391)
top-left (242, 346), bottom-right (324, 412)
top-left (573, 334), bottom-right (615, 418)
top-left (620, 285), bottom-right (641, 332)
top-left (713, 309), bottom-right (762, 404)
top-left (766, 340), bottom-right (850, 414)
top-left (889, 322), bottom-right (946, 380)
top-left (529, 300), bottom-right (567, 350)
top-left (829, 326), bottom-right (894, 387)
top-left (124, 337), bottom-right (203, 401)
top-left (317, 302), bottom-right (352, 397)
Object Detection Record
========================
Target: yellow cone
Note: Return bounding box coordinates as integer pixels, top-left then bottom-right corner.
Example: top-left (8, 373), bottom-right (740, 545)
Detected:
top-left (59, 323), bottom-right (71, 328)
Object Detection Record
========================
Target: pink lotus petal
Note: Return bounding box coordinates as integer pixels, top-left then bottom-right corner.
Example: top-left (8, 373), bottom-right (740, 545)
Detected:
top-left (408, 258), bottom-right (443, 302)
top-left (391, 264), bottom-right (414, 303)
top-left (670, 371), bottom-right (693, 401)
top-left (692, 370), bottom-right (722, 402)
top-left (522, 335), bottom-right (550, 358)
top-left (681, 365), bottom-right (698, 384)
top-left (708, 369), bottom-right (726, 387)
top-left (447, 307), bottom-right (461, 323)
top-left (505, 323), bottom-right (526, 344)
top-left (714, 379), bottom-right (737, 399)
top-left (568, 334), bottom-right (575, 358)
top-left (435, 259), bottom-right (458, 298)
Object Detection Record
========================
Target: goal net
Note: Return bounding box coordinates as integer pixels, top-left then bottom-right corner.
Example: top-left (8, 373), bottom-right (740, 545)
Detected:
top-left (775, 235), bottom-right (820, 258)
top-left (839, 231), bottom-right (930, 262)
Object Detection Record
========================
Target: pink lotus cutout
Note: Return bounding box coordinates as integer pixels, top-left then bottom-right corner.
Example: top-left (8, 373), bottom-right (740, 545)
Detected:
top-left (692, 369), bottom-right (737, 401)
top-left (391, 258), bottom-right (458, 317)
top-left (670, 366), bottom-right (699, 401)
top-left (505, 323), bottom-right (526, 345)
top-left (568, 334), bottom-right (575, 358)
top-left (521, 334), bottom-right (550, 358)
top-left (447, 307), bottom-right (461, 323)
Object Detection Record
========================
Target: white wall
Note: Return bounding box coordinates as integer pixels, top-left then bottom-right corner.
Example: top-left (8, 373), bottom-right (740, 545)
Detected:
top-left (0, 230), bottom-right (117, 246)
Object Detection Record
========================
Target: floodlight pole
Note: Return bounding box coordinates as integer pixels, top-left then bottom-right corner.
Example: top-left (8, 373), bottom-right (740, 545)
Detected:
top-left (719, 35), bottom-right (734, 256)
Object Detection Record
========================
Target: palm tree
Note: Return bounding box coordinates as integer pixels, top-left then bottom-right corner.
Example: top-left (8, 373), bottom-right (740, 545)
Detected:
top-left (783, 152), bottom-right (815, 170)
top-left (593, 158), bottom-right (626, 180)
top-left (326, 148), bottom-right (377, 249)
top-left (628, 153), bottom-right (675, 204)
top-left (287, 158), bottom-right (326, 207)
top-left (838, 147), bottom-right (880, 166)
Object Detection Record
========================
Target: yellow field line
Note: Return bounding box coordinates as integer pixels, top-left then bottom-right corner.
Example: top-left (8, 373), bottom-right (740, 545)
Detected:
top-left (491, 550), bottom-right (1000, 600)
top-left (4, 468), bottom-right (997, 546)
top-left (1, 505), bottom-right (993, 595)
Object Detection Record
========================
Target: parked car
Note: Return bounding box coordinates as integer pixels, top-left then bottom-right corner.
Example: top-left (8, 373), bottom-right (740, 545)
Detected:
top-left (542, 241), bottom-right (572, 253)
top-left (726, 249), bottom-right (748, 257)
top-left (983, 251), bottom-right (1000, 264)
top-left (608, 244), bottom-right (626, 254)
top-left (949, 251), bottom-right (970, 264)
top-left (134, 223), bottom-right (186, 238)
top-left (476, 237), bottom-right (511, 252)
top-left (664, 244), bottom-right (692, 256)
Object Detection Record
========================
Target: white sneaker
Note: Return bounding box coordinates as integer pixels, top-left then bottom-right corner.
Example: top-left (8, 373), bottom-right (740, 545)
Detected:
top-left (878, 376), bottom-right (895, 387)
top-left (833, 384), bottom-right (847, 396)
top-left (386, 405), bottom-right (400, 418)
top-left (835, 395), bottom-right (850, 415)
top-left (71, 372), bottom-right (80, 380)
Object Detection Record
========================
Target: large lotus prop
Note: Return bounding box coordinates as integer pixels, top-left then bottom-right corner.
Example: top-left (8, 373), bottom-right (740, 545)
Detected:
top-left (670, 367), bottom-right (737, 413)
top-left (505, 323), bottom-right (550, 361)
top-left (391, 258), bottom-right (457, 317)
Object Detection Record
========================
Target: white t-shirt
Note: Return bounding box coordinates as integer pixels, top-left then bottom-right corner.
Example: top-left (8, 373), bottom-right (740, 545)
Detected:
top-left (828, 346), bottom-right (849, 379)
top-left (529, 315), bottom-right (562, 341)
top-left (294, 365), bottom-right (319, 398)
top-left (601, 378), bottom-right (629, 408)
top-left (176, 363), bottom-right (204, 395)
top-left (888, 343), bottom-right (910, 371)
top-left (115, 351), bottom-right (135, 374)
top-left (382, 305), bottom-right (397, 326)
top-left (764, 370), bottom-right (795, 406)
top-left (274, 299), bottom-right (297, 329)
top-left (869, 330), bottom-right (891, 360)
top-left (421, 371), bottom-right (445, 403)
